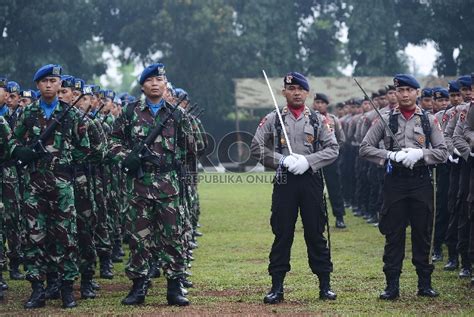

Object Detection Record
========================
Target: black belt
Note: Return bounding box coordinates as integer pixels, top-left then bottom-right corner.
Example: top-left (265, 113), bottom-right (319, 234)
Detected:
top-left (390, 165), bottom-right (430, 178)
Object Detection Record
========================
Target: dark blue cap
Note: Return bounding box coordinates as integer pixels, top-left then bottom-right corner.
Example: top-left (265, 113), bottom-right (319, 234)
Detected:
top-left (87, 84), bottom-right (101, 95)
top-left (61, 75), bottom-right (75, 88)
top-left (0, 76), bottom-right (7, 89)
top-left (284, 72), bottom-right (309, 91)
top-left (74, 78), bottom-right (85, 91)
top-left (20, 89), bottom-right (37, 100)
top-left (99, 89), bottom-right (115, 100)
top-left (83, 85), bottom-right (95, 95)
top-left (421, 88), bottom-right (432, 98)
top-left (6, 81), bottom-right (20, 93)
top-left (448, 80), bottom-right (460, 93)
top-left (314, 93), bottom-right (329, 104)
top-left (33, 64), bottom-right (62, 82)
top-left (393, 74), bottom-right (420, 89)
top-left (174, 88), bottom-right (189, 101)
top-left (386, 84), bottom-right (396, 91)
top-left (432, 87), bottom-right (449, 100)
top-left (457, 75), bottom-right (472, 88)
top-left (139, 63), bottom-right (166, 85)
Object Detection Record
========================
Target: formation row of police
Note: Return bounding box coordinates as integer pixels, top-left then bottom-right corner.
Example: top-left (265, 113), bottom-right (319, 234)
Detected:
top-left (251, 71), bottom-right (474, 304)
top-left (0, 62), bottom-right (208, 309)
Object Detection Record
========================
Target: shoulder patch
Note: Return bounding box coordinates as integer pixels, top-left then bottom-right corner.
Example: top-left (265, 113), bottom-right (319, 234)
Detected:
top-left (258, 116), bottom-right (267, 128)
top-left (460, 110), bottom-right (467, 122)
top-left (433, 116), bottom-right (442, 131)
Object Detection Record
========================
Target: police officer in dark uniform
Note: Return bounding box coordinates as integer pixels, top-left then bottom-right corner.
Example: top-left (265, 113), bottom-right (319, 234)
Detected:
top-left (251, 72), bottom-right (339, 304)
top-left (360, 74), bottom-right (448, 300)
top-left (313, 93), bottom-right (347, 228)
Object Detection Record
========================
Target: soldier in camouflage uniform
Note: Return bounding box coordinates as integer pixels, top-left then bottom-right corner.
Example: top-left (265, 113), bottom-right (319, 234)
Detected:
top-left (1, 80), bottom-right (25, 281)
top-left (11, 64), bottom-right (90, 309)
top-left (114, 63), bottom-right (193, 306)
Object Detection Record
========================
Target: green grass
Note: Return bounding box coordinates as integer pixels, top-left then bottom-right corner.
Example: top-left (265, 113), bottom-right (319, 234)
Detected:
top-left (0, 172), bottom-right (473, 315)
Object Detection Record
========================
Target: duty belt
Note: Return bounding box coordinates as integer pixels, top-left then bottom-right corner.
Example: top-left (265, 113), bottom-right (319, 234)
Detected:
top-left (390, 165), bottom-right (430, 178)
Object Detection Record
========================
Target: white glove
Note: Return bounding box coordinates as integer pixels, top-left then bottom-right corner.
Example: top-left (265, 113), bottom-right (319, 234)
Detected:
top-left (454, 148), bottom-right (461, 156)
top-left (281, 155), bottom-right (298, 168)
top-left (448, 155), bottom-right (459, 164)
top-left (470, 152), bottom-right (474, 157)
top-left (288, 153), bottom-right (310, 175)
top-left (387, 151), bottom-right (408, 163)
top-left (401, 148), bottom-right (424, 169)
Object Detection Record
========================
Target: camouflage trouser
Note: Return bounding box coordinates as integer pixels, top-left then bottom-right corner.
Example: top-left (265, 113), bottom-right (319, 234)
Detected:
top-left (2, 167), bottom-right (24, 263)
top-left (106, 164), bottom-right (122, 243)
top-left (125, 194), bottom-right (185, 279)
top-left (74, 170), bottom-right (97, 275)
top-left (92, 165), bottom-right (112, 258)
top-left (190, 183), bottom-right (201, 229)
top-left (0, 179), bottom-right (6, 270)
top-left (182, 184), bottom-right (194, 258)
top-left (23, 169), bottom-right (78, 282)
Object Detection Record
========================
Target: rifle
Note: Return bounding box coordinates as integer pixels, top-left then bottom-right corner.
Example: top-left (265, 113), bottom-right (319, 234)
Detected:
top-left (194, 109), bottom-right (205, 119)
top-left (123, 97), bottom-right (185, 178)
top-left (186, 103), bottom-right (198, 114)
top-left (19, 94), bottom-right (86, 169)
top-left (80, 104), bottom-right (93, 121)
top-left (91, 102), bottom-right (106, 120)
top-left (7, 104), bottom-right (21, 127)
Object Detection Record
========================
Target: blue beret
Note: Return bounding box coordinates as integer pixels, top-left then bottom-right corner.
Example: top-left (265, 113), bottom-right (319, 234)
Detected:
top-left (99, 89), bottom-right (115, 100)
top-left (421, 88), bottom-right (432, 98)
top-left (6, 81), bottom-right (20, 93)
top-left (33, 64), bottom-right (62, 82)
top-left (128, 95), bottom-right (137, 103)
top-left (0, 76), bottom-right (7, 89)
top-left (61, 75), bottom-right (75, 88)
top-left (448, 80), bottom-right (460, 93)
top-left (87, 85), bottom-right (101, 95)
top-left (386, 84), bottom-right (396, 91)
top-left (74, 78), bottom-right (85, 91)
top-left (283, 72), bottom-right (309, 91)
top-left (20, 89), bottom-right (37, 100)
top-left (314, 93), bottom-right (329, 104)
top-left (457, 75), bottom-right (472, 88)
top-left (139, 63), bottom-right (166, 85)
top-left (118, 92), bottom-right (130, 101)
top-left (432, 87), bottom-right (449, 100)
top-left (174, 88), bottom-right (189, 101)
top-left (393, 74), bottom-right (420, 89)
top-left (83, 85), bottom-right (95, 95)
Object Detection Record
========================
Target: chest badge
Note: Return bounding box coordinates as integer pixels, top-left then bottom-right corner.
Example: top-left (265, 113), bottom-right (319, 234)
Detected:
top-left (281, 137), bottom-right (286, 145)
top-left (307, 134), bottom-right (314, 143)
top-left (417, 135), bottom-right (426, 145)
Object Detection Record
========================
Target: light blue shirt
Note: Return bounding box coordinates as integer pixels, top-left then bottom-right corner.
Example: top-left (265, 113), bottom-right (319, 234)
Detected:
top-left (146, 98), bottom-right (165, 116)
top-left (39, 98), bottom-right (59, 120)
top-left (0, 104), bottom-right (8, 117)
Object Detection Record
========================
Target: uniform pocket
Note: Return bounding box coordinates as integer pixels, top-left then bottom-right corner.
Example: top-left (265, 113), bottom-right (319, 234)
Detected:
top-left (303, 125), bottom-right (315, 147)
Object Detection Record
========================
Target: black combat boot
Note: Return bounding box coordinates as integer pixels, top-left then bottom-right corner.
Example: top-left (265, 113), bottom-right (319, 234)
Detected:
top-left (0, 283), bottom-right (3, 300)
top-left (99, 255), bottom-right (114, 279)
top-left (379, 273), bottom-right (400, 300)
top-left (121, 277), bottom-right (146, 305)
top-left (80, 274), bottom-right (96, 299)
top-left (193, 230), bottom-right (203, 237)
top-left (180, 276), bottom-right (193, 288)
top-left (60, 280), bottom-right (77, 308)
top-left (458, 266), bottom-right (472, 279)
top-left (417, 274), bottom-right (439, 297)
top-left (91, 279), bottom-right (100, 290)
top-left (44, 272), bottom-right (61, 300)
top-left (431, 247), bottom-right (443, 262)
top-left (9, 259), bottom-right (25, 280)
top-left (167, 278), bottom-right (190, 306)
top-left (24, 281), bottom-right (45, 309)
top-left (263, 273), bottom-right (285, 304)
top-left (318, 273), bottom-right (337, 300)
top-left (0, 272), bottom-right (8, 290)
top-left (111, 241), bottom-right (123, 263)
top-left (335, 217), bottom-right (346, 229)
top-left (444, 258), bottom-right (459, 271)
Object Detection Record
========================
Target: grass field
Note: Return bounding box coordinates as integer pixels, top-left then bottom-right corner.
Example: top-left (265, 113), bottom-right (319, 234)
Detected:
top-left (0, 172), bottom-right (473, 315)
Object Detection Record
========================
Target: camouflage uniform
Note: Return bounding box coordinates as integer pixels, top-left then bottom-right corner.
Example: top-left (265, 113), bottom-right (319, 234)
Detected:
top-left (114, 100), bottom-right (194, 279)
top-left (0, 117), bottom-right (12, 272)
top-left (11, 99), bottom-right (89, 282)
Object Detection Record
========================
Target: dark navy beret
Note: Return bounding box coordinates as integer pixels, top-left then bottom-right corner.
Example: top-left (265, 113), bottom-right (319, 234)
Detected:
top-left (0, 76), bottom-right (7, 89)
top-left (83, 85), bottom-right (95, 95)
top-left (74, 78), bottom-right (85, 91)
top-left (20, 89), bottom-right (37, 100)
top-left (100, 89), bottom-right (115, 100)
top-left (385, 84), bottom-right (396, 91)
top-left (393, 74), bottom-right (420, 89)
top-left (139, 63), bottom-right (166, 85)
top-left (87, 85), bottom-right (101, 95)
top-left (314, 93), bottom-right (329, 104)
top-left (457, 75), bottom-right (472, 88)
top-left (378, 88), bottom-right (387, 96)
top-left (174, 88), bottom-right (189, 101)
top-left (448, 80), bottom-right (460, 93)
top-left (421, 88), bottom-right (432, 98)
top-left (432, 87), bottom-right (449, 99)
top-left (6, 81), bottom-right (20, 93)
top-left (61, 75), bottom-right (75, 88)
top-left (283, 72), bottom-right (309, 91)
top-left (33, 64), bottom-right (62, 82)
top-left (371, 92), bottom-right (379, 99)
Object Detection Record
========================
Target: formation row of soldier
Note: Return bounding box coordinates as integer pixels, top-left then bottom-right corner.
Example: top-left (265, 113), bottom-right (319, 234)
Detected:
top-left (324, 75), bottom-right (474, 294)
top-left (0, 62), bottom-right (208, 309)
